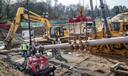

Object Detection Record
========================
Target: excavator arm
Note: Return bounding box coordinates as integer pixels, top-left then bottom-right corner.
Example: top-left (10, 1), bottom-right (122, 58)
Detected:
top-left (5, 7), bottom-right (52, 47)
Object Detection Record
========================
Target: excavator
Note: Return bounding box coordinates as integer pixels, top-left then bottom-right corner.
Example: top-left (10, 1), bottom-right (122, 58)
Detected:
top-left (67, 3), bottom-right (128, 57)
top-left (67, 11), bottom-right (128, 57)
top-left (4, 7), bottom-right (69, 48)
top-left (2, 7), bottom-right (70, 75)
top-left (88, 12), bottom-right (128, 57)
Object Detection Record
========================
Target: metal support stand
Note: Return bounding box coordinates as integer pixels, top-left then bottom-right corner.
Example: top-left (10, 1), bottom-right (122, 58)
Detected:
top-left (26, 0), bottom-right (32, 47)
top-left (90, 0), bottom-right (97, 38)
top-left (111, 63), bottom-right (128, 75)
top-left (99, 0), bottom-right (111, 38)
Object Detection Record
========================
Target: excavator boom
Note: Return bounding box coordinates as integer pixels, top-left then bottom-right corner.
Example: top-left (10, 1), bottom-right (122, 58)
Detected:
top-left (5, 7), bottom-right (52, 47)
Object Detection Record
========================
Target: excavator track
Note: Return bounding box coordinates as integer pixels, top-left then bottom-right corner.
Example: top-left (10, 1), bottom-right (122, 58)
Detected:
top-left (90, 45), bottom-right (128, 57)
top-left (70, 40), bottom-right (128, 57)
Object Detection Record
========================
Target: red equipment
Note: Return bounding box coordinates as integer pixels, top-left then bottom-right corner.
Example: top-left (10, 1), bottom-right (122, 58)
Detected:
top-left (27, 55), bottom-right (56, 76)
top-left (0, 24), bottom-right (10, 30)
top-left (68, 16), bottom-right (93, 23)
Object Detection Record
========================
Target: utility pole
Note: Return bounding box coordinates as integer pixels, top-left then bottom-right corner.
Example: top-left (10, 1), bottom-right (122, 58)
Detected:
top-left (83, 0), bottom-right (84, 6)
top-left (89, 0), bottom-right (97, 38)
top-left (99, 0), bottom-right (111, 38)
top-left (79, 0), bottom-right (81, 4)
top-left (26, 0), bottom-right (32, 46)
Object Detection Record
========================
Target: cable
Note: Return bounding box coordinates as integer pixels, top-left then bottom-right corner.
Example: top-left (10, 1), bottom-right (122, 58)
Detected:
top-left (96, 0), bottom-right (98, 6)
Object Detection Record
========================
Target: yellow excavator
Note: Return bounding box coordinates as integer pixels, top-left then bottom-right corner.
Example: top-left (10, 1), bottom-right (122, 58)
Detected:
top-left (69, 5), bottom-right (128, 57)
top-left (63, 1), bottom-right (128, 57)
top-left (5, 7), bottom-right (69, 48)
top-left (108, 12), bottom-right (128, 50)
top-left (89, 12), bottom-right (128, 57)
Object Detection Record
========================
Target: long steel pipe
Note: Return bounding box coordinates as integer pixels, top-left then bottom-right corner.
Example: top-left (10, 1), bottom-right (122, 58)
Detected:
top-left (43, 43), bottom-right (70, 49)
top-left (88, 36), bottom-right (128, 46)
top-left (1, 36), bottom-right (128, 50)
top-left (43, 36), bottom-right (128, 49)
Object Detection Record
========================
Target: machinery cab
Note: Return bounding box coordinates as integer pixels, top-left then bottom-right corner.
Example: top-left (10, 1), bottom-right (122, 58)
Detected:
top-left (111, 22), bottom-right (120, 32)
top-left (109, 12), bottom-right (128, 37)
top-left (84, 22), bottom-right (95, 33)
top-left (50, 26), bottom-right (64, 38)
top-left (83, 22), bottom-right (96, 39)
top-left (110, 21), bottom-right (128, 37)
top-left (125, 23), bottom-right (128, 35)
top-left (109, 22), bottom-right (121, 37)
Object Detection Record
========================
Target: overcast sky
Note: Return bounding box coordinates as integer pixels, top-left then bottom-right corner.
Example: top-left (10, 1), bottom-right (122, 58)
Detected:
top-left (11, 0), bottom-right (128, 8)
top-left (36, 0), bottom-right (128, 8)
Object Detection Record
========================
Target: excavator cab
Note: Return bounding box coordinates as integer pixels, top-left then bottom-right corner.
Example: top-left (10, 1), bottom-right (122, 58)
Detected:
top-left (111, 22), bottom-right (120, 32)
top-left (109, 22), bottom-right (123, 37)
top-left (125, 24), bottom-right (128, 31)
top-left (50, 26), bottom-right (64, 38)
top-left (123, 22), bottom-right (128, 36)
top-left (125, 24), bottom-right (128, 36)
top-left (109, 12), bottom-right (128, 37)
top-left (109, 21), bottom-right (128, 37)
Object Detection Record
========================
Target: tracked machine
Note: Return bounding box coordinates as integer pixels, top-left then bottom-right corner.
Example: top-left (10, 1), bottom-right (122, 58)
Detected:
top-left (2, 6), bottom-right (128, 58)
top-left (68, 12), bottom-right (128, 57)
top-left (4, 7), bottom-right (69, 48)
top-left (65, 0), bottom-right (128, 57)
top-left (89, 12), bottom-right (128, 57)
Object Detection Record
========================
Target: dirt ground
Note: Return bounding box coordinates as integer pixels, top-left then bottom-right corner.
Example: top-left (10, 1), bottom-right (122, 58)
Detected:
top-left (49, 51), bottom-right (128, 76)
top-left (0, 49), bottom-right (128, 76)
top-left (0, 59), bottom-right (25, 76)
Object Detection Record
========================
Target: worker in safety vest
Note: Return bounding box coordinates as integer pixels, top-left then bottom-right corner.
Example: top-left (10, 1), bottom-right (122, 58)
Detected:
top-left (21, 42), bottom-right (28, 58)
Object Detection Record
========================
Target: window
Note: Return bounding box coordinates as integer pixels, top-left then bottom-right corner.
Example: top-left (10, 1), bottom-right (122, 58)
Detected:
top-left (125, 25), bottom-right (128, 31)
top-left (86, 22), bottom-right (93, 26)
top-left (111, 22), bottom-right (120, 31)
top-left (50, 26), bottom-right (64, 37)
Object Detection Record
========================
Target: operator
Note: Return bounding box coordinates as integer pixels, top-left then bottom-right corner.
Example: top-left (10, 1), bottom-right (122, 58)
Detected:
top-left (52, 37), bottom-right (68, 63)
top-left (29, 42), bottom-right (36, 56)
top-left (102, 20), bottom-right (106, 37)
top-left (21, 42), bottom-right (29, 58)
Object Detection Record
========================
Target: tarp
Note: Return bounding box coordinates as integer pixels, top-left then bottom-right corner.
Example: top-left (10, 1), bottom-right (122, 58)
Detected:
top-left (50, 20), bottom-right (68, 24)
top-left (0, 24), bottom-right (10, 30)
top-left (20, 22), bottom-right (44, 28)
top-left (21, 20), bottom-right (68, 28)
top-left (68, 16), bottom-right (93, 23)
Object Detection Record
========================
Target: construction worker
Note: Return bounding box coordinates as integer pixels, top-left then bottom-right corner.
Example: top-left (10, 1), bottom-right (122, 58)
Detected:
top-left (43, 33), bottom-right (48, 39)
top-left (35, 42), bottom-right (44, 55)
top-left (21, 42), bottom-right (28, 58)
top-left (52, 37), bottom-right (68, 63)
top-left (57, 37), bottom-right (61, 44)
top-left (46, 36), bottom-right (52, 44)
top-left (29, 42), bottom-right (37, 56)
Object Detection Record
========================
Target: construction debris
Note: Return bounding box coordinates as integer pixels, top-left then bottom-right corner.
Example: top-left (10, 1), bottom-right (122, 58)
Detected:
top-left (111, 63), bottom-right (128, 76)
top-left (1, 1), bottom-right (128, 76)
top-left (0, 59), bottom-right (26, 76)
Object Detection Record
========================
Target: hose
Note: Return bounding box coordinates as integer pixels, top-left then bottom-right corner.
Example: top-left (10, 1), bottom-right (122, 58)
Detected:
top-left (123, 43), bottom-right (128, 50)
top-left (111, 44), bottom-right (123, 50)
top-left (122, 34), bottom-right (128, 49)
